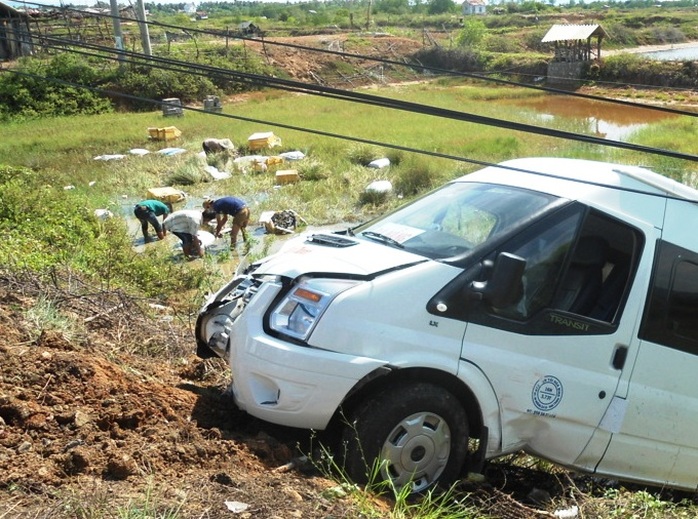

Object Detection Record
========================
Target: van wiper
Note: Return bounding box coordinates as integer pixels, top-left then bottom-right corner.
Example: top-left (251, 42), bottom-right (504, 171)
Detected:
top-left (360, 231), bottom-right (404, 249)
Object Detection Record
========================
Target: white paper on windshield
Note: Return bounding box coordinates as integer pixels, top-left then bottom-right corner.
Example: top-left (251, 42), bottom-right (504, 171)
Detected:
top-left (372, 222), bottom-right (425, 244)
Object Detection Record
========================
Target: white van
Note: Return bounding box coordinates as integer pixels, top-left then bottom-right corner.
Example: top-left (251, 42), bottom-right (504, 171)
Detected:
top-left (196, 157), bottom-right (698, 494)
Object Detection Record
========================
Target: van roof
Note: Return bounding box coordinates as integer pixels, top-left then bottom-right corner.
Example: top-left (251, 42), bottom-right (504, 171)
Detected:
top-left (465, 157), bottom-right (698, 203)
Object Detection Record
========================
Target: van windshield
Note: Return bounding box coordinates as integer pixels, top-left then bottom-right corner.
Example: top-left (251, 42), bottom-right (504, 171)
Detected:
top-left (357, 182), bottom-right (558, 259)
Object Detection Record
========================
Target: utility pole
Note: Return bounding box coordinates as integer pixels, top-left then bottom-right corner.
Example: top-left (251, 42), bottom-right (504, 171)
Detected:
top-left (136, 0), bottom-right (152, 56)
top-left (365, 0), bottom-right (372, 30)
top-left (109, 0), bottom-right (125, 67)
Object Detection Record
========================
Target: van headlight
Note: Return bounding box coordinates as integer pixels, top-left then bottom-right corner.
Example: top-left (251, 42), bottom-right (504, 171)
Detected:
top-left (269, 279), bottom-right (360, 341)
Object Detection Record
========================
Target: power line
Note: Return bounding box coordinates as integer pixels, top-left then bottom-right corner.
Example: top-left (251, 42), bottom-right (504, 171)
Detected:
top-left (19, 0), bottom-right (698, 119)
top-left (12, 31), bottom-right (698, 163)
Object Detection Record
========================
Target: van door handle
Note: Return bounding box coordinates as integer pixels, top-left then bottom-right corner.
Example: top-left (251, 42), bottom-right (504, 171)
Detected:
top-left (612, 345), bottom-right (628, 370)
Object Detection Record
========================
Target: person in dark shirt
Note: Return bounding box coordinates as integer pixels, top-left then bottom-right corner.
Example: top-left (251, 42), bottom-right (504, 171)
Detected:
top-left (202, 196), bottom-right (250, 248)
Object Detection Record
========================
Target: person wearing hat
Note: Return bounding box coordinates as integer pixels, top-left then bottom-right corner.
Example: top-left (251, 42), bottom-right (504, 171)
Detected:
top-left (133, 199), bottom-right (172, 242)
top-left (202, 196), bottom-right (250, 247)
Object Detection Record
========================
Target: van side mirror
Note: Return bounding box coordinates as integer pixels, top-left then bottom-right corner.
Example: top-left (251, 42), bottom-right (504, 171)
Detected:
top-left (469, 252), bottom-right (526, 309)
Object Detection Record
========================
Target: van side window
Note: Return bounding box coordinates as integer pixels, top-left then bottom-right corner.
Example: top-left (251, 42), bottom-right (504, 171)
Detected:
top-left (640, 241), bottom-right (698, 354)
top-left (487, 209), bottom-right (641, 333)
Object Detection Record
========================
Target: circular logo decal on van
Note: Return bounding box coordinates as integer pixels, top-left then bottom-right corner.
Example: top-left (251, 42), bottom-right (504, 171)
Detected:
top-left (532, 375), bottom-right (563, 412)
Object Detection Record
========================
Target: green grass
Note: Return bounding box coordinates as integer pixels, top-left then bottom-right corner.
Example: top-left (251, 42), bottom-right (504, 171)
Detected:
top-left (2, 80), bottom-right (697, 303)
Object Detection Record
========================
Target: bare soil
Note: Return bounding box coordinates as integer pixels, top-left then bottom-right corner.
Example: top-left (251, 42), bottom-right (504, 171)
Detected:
top-left (243, 34), bottom-right (426, 87)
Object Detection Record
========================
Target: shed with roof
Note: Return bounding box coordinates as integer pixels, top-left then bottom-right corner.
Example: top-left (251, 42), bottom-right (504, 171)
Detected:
top-left (542, 23), bottom-right (607, 88)
top-left (542, 24), bottom-right (608, 62)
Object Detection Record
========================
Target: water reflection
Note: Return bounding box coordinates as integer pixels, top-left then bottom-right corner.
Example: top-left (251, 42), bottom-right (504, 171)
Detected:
top-left (505, 94), bottom-right (676, 141)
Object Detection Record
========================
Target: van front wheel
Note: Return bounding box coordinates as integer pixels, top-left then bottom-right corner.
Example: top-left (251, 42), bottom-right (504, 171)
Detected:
top-left (341, 383), bottom-right (469, 494)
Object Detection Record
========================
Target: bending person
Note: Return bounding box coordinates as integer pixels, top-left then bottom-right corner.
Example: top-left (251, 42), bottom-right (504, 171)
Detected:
top-left (134, 200), bottom-right (171, 242)
top-left (202, 196), bottom-right (250, 247)
top-left (163, 209), bottom-right (210, 258)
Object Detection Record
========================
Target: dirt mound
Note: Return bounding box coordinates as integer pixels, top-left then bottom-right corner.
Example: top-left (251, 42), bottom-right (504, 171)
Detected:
top-left (0, 272), bottom-right (349, 517)
top-left (246, 34), bottom-right (425, 87)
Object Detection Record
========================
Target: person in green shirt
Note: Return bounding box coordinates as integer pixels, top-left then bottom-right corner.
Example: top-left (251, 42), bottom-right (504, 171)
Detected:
top-left (133, 199), bottom-right (172, 242)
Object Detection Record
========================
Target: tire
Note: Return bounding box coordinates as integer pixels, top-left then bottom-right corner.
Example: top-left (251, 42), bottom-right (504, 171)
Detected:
top-left (340, 382), bottom-right (469, 494)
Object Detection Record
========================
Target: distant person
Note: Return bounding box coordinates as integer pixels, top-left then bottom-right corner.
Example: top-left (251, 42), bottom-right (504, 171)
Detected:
top-left (202, 196), bottom-right (250, 248)
top-left (202, 138), bottom-right (236, 155)
top-left (133, 199), bottom-right (171, 242)
top-left (163, 209), bottom-right (213, 258)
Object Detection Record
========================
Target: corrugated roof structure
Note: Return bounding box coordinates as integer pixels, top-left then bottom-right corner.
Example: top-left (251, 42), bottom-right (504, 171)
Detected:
top-left (542, 24), bottom-right (608, 43)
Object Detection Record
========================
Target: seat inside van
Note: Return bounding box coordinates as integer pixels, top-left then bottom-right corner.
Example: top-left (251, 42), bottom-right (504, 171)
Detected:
top-left (554, 236), bottom-right (609, 316)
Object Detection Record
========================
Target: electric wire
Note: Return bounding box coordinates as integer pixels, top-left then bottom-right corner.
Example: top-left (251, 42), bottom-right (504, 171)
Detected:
top-left (11, 28), bottom-right (698, 163)
top-left (4, 64), bottom-right (693, 202)
top-left (18, 0), bottom-right (698, 119)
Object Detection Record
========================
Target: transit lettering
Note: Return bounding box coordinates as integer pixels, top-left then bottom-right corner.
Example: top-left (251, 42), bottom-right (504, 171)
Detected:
top-left (549, 314), bottom-right (590, 331)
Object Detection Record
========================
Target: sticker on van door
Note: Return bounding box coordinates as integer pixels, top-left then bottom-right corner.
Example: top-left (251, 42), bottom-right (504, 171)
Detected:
top-left (531, 375), bottom-right (563, 414)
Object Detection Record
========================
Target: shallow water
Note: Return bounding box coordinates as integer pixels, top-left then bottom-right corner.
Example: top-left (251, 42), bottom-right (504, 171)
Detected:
top-left (504, 94), bottom-right (675, 141)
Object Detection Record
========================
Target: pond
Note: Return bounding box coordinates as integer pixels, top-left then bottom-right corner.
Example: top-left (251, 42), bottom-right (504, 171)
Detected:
top-left (504, 94), bottom-right (676, 141)
top-left (641, 45), bottom-right (698, 61)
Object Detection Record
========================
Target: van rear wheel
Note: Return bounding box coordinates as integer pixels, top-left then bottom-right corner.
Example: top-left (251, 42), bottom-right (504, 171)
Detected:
top-left (341, 383), bottom-right (469, 494)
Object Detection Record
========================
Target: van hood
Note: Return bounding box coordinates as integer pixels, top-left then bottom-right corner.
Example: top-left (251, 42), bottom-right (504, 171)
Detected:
top-left (251, 232), bottom-right (427, 278)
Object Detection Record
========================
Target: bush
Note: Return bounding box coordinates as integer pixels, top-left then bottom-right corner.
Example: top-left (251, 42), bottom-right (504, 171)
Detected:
top-left (297, 157), bottom-right (329, 181)
top-left (0, 54), bottom-right (113, 120)
top-left (411, 47), bottom-right (483, 73)
top-left (347, 144), bottom-right (380, 166)
top-left (107, 65), bottom-right (219, 111)
top-left (393, 157), bottom-right (437, 196)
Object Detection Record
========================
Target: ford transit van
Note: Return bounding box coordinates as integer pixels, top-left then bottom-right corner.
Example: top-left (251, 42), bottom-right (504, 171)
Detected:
top-left (196, 157), bottom-right (698, 493)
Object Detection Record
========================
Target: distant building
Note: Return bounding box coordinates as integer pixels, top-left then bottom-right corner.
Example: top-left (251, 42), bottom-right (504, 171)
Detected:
top-left (462, 0), bottom-right (487, 15)
top-left (0, 1), bottom-right (33, 60)
top-left (238, 21), bottom-right (261, 36)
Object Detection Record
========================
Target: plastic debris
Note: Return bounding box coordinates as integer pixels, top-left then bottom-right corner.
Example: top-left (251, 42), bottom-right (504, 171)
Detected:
top-left (365, 180), bottom-right (392, 194)
top-left (94, 209), bottom-right (113, 220)
top-left (203, 165), bottom-right (232, 181)
top-left (224, 501), bottom-right (249, 513)
top-left (367, 157), bottom-right (390, 169)
top-left (554, 505), bottom-right (579, 518)
top-left (146, 187), bottom-right (187, 203)
top-left (63, 185), bottom-right (75, 190)
top-left (157, 147), bottom-right (187, 156)
top-left (148, 126), bottom-right (181, 141)
top-left (129, 148), bottom-right (151, 156)
top-left (260, 209), bottom-right (300, 234)
top-left (202, 138), bottom-right (235, 154)
top-left (89, 181), bottom-right (97, 187)
top-left (279, 150), bottom-right (305, 161)
top-left (94, 154), bottom-right (126, 161)
top-left (247, 131), bottom-right (282, 151)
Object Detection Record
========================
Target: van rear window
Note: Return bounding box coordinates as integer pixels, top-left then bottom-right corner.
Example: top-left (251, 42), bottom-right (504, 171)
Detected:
top-left (640, 241), bottom-right (698, 354)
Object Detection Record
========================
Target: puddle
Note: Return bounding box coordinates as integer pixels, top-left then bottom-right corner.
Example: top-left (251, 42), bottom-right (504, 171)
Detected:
top-left (504, 94), bottom-right (676, 141)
